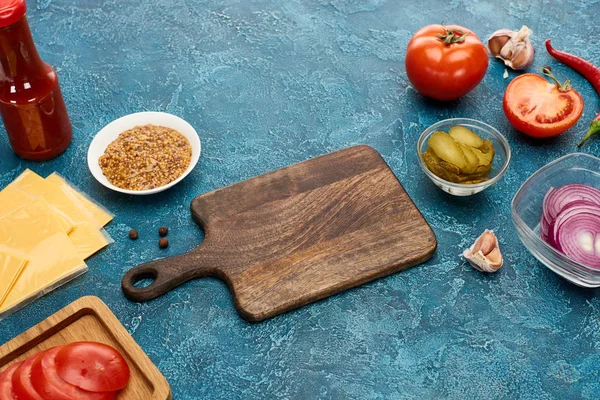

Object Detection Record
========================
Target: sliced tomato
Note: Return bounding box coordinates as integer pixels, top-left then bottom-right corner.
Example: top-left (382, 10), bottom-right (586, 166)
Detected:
top-left (0, 362), bottom-right (21, 400)
top-left (31, 346), bottom-right (116, 400)
top-left (503, 73), bottom-right (584, 138)
top-left (55, 342), bottom-right (130, 393)
top-left (12, 353), bottom-right (45, 400)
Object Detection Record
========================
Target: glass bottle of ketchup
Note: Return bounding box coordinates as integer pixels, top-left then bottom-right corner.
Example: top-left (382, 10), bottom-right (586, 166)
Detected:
top-left (0, 0), bottom-right (72, 161)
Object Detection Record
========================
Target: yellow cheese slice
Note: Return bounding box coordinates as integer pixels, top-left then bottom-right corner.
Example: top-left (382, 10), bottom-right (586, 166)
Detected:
top-left (69, 223), bottom-right (110, 260)
top-left (0, 185), bottom-right (73, 234)
top-left (13, 169), bottom-right (101, 229)
top-left (0, 185), bottom-right (31, 215)
top-left (42, 174), bottom-right (113, 259)
top-left (4, 171), bottom-right (112, 260)
top-left (46, 173), bottom-right (113, 227)
top-left (0, 249), bottom-right (27, 308)
top-left (0, 198), bottom-right (86, 313)
top-left (0, 189), bottom-right (107, 259)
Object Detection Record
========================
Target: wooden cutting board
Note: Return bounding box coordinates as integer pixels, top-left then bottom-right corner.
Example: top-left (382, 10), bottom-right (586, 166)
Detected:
top-left (122, 145), bottom-right (437, 322)
top-left (0, 296), bottom-right (171, 400)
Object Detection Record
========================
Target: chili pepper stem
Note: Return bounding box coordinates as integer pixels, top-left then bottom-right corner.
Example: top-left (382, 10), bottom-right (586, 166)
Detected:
top-left (578, 119), bottom-right (600, 147)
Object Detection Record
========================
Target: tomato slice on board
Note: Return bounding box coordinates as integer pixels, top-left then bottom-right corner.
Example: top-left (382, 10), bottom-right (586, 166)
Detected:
top-left (503, 73), bottom-right (584, 138)
top-left (0, 362), bottom-right (21, 400)
top-left (12, 353), bottom-right (45, 400)
top-left (55, 342), bottom-right (130, 393)
top-left (31, 347), bottom-right (117, 400)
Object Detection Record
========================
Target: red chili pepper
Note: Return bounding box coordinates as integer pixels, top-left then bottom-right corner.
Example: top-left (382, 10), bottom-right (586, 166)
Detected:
top-left (546, 39), bottom-right (600, 147)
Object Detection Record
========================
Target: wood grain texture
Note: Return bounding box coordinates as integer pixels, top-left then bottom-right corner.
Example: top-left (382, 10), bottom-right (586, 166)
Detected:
top-left (0, 296), bottom-right (171, 400)
top-left (123, 145), bottom-right (437, 322)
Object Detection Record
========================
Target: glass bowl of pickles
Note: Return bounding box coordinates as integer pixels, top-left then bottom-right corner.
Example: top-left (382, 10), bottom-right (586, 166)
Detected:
top-left (417, 118), bottom-right (511, 196)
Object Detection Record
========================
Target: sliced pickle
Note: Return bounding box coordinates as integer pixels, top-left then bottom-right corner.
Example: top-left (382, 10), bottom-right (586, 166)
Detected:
top-left (479, 139), bottom-right (495, 163)
top-left (471, 163), bottom-right (492, 177)
top-left (457, 143), bottom-right (479, 173)
top-left (439, 159), bottom-right (461, 175)
top-left (422, 147), bottom-right (441, 167)
top-left (428, 131), bottom-right (470, 173)
top-left (449, 125), bottom-right (484, 148)
top-left (423, 127), bottom-right (496, 185)
top-left (456, 169), bottom-right (491, 183)
top-left (471, 147), bottom-right (491, 167)
top-left (422, 148), bottom-right (461, 182)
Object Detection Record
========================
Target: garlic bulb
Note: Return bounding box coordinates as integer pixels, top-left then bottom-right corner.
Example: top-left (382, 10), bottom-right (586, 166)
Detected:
top-left (487, 26), bottom-right (534, 70)
top-left (463, 230), bottom-right (503, 273)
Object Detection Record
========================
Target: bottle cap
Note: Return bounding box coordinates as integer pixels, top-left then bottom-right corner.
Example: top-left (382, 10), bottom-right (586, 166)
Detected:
top-left (0, 0), bottom-right (26, 28)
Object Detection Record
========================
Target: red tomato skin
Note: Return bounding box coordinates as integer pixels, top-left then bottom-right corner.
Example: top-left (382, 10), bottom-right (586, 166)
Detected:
top-left (405, 24), bottom-right (489, 101)
top-left (30, 347), bottom-right (116, 400)
top-left (0, 362), bottom-right (21, 400)
top-left (12, 353), bottom-right (45, 400)
top-left (55, 342), bottom-right (130, 393)
top-left (503, 73), bottom-right (584, 138)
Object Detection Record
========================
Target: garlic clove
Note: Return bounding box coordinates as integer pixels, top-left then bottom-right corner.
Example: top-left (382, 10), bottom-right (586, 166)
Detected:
top-left (512, 25), bottom-right (534, 43)
top-left (487, 30), bottom-right (513, 56)
top-left (485, 247), bottom-right (503, 268)
top-left (499, 42), bottom-right (516, 61)
top-left (472, 230), bottom-right (495, 254)
top-left (504, 39), bottom-right (535, 70)
top-left (463, 230), bottom-right (504, 273)
top-left (487, 26), bottom-right (534, 70)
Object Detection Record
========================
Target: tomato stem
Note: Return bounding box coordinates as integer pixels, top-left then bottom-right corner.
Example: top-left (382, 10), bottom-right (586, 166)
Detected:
top-left (436, 27), bottom-right (468, 45)
top-left (542, 66), bottom-right (572, 92)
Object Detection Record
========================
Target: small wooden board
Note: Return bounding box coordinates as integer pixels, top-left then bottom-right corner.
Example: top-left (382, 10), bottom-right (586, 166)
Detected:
top-left (123, 145), bottom-right (437, 322)
top-left (0, 296), bottom-right (171, 400)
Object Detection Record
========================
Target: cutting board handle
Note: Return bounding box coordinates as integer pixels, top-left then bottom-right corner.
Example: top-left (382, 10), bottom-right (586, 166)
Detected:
top-left (121, 252), bottom-right (216, 302)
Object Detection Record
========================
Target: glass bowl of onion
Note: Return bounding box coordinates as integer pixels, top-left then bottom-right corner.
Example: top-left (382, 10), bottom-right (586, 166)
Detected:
top-left (417, 118), bottom-right (511, 196)
top-left (511, 153), bottom-right (600, 287)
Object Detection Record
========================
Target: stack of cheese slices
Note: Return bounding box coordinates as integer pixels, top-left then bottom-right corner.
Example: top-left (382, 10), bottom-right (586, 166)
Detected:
top-left (0, 170), bottom-right (113, 316)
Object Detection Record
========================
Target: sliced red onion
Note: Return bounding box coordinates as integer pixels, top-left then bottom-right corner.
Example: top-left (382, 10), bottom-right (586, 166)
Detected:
top-left (540, 212), bottom-right (551, 243)
top-left (540, 184), bottom-right (600, 270)
top-left (540, 187), bottom-right (555, 243)
top-left (552, 200), bottom-right (600, 246)
top-left (554, 212), bottom-right (600, 269)
top-left (542, 187), bottom-right (554, 217)
top-left (543, 184), bottom-right (600, 224)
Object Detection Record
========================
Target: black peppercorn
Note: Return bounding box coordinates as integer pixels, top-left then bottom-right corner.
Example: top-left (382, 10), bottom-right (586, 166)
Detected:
top-left (129, 229), bottom-right (139, 240)
top-left (159, 238), bottom-right (169, 249)
top-left (158, 226), bottom-right (168, 237)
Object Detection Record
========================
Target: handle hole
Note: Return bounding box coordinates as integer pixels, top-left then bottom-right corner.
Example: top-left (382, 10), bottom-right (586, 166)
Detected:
top-left (133, 278), bottom-right (155, 288)
top-left (131, 271), bottom-right (156, 289)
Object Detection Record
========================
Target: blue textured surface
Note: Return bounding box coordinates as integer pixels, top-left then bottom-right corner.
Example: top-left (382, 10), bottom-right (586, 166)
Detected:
top-left (1, 0), bottom-right (600, 398)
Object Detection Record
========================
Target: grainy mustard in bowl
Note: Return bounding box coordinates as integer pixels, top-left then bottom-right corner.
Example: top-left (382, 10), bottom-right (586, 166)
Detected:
top-left (88, 112), bottom-right (201, 195)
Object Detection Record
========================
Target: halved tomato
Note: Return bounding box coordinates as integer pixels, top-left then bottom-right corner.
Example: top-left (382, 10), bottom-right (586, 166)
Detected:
top-left (0, 362), bottom-right (21, 399)
top-left (503, 72), bottom-right (584, 138)
top-left (12, 353), bottom-right (45, 400)
top-left (31, 346), bottom-right (116, 400)
top-left (55, 342), bottom-right (130, 393)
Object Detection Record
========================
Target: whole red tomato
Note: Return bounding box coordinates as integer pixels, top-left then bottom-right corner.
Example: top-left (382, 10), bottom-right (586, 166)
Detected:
top-left (405, 24), bottom-right (489, 101)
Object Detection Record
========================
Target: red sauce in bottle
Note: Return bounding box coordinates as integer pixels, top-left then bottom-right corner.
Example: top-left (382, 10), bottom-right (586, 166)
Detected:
top-left (0, 0), bottom-right (72, 161)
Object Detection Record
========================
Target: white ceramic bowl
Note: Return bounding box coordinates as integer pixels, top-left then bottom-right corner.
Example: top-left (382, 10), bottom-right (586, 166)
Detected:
top-left (87, 112), bottom-right (201, 195)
